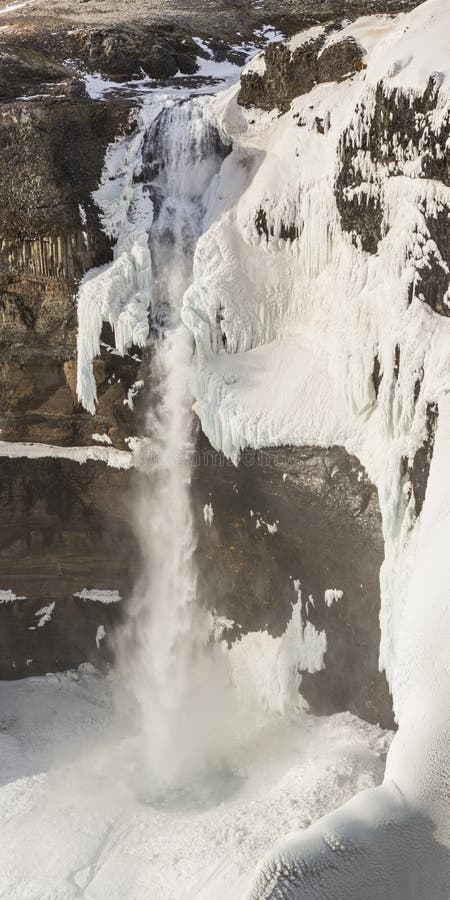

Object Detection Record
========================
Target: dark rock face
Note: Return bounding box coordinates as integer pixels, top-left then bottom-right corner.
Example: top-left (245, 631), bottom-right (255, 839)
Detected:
top-left (0, 457), bottom-right (138, 678)
top-left (0, 45), bottom-right (79, 102)
top-left (407, 402), bottom-right (439, 517)
top-left (414, 205), bottom-right (450, 316)
top-left (239, 35), bottom-right (365, 112)
top-left (65, 25), bottom-right (201, 81)
top-left (193, 433), bottom-right (393, 729)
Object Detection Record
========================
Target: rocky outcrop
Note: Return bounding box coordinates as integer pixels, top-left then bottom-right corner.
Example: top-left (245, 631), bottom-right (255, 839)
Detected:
top-left (0, 44), bottom-right (80, 102)
top-left (239, 34), bottom-right (366, 112)
top-left (335, 78), bottom-right (450, 314)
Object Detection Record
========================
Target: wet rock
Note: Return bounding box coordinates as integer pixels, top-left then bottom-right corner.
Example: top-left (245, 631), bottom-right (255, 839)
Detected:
top-left (0, 457), bottom-right (139, 678)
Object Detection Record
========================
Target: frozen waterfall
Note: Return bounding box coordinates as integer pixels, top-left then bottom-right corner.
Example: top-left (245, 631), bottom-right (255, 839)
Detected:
top-left (116, 97), bottom-right (238, 791)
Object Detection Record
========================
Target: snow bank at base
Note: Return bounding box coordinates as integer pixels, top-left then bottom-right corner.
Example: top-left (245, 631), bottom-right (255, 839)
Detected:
top-left (0, 669), bottom-right (389, 900)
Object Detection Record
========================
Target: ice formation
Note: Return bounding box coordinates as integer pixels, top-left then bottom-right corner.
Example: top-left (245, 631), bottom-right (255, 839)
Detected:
top-left (324, 588), bottom-right (344, 607)
top-left (76, 104), bottom-right (157, 414)
top-left (35, 602), bottom-right (55, 628)
top-left (229, 597), bottom-right (326, 717)
top-left (183, 0), bottom-right (450, 712)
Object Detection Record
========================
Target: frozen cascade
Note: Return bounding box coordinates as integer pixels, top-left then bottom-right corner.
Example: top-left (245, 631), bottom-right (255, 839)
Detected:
top-left (117, 97), bottom-right (237, 791)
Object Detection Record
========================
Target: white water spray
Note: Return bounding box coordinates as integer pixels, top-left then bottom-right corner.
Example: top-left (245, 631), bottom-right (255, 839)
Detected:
top-left (119, 97), bottom-right (238, 790)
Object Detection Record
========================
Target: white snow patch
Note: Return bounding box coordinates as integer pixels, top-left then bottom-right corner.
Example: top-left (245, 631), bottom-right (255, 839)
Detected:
top-left (35, 602), bottom-right (55, 628)
top-left (83, 72), bottom-right (135, 100)
top-left (0, 0), bottom-right (33, 13)
top-left (0, 589), bottom-right (25, 604)
top-left (289, 26), bottom-right (325, 53)
top-left (74, 589), bottom-right (121, 604)
top-left (324, 588), bottom-right (344, 607)
top-left (243, 51), bottom-right (266, 77)
top-left (123, 379), bottom-right (144, 410)
top-left (91, 432), bottom-right (112, 445)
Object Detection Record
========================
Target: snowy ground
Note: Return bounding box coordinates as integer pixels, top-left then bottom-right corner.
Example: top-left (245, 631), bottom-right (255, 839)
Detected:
top-left (0, 667), bottom-right (391, 899)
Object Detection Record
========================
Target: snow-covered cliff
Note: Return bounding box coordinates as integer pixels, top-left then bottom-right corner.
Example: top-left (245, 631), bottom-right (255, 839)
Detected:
top-left (180, 1), bottom-right (450, 893)
top-left (184, 0), bottom-right (450, 712)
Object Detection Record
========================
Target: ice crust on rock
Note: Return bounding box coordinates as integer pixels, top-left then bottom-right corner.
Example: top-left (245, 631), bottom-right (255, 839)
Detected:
top-left (324, 588), bottom-right (343, 607)
top-left (35, 602), bottom-right (55, 628)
